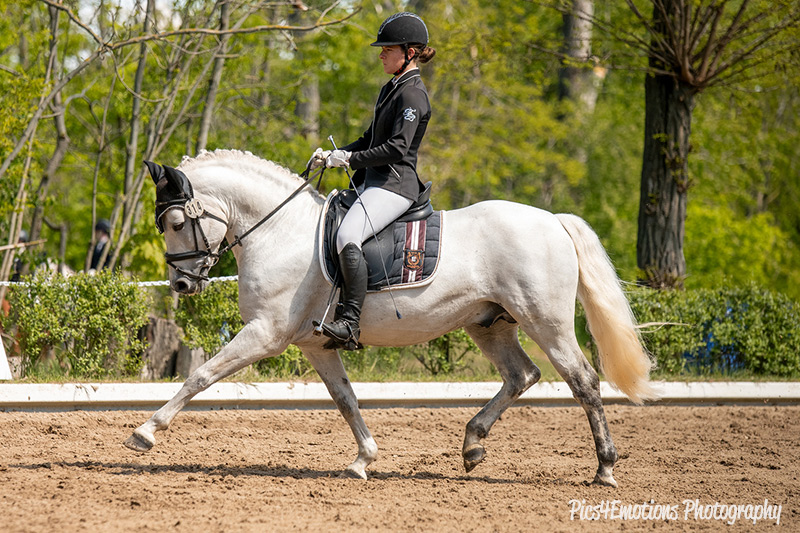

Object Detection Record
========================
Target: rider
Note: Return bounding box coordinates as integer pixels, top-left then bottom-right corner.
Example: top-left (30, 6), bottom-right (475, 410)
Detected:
top-left (309, 12), bottom-right (436, 349)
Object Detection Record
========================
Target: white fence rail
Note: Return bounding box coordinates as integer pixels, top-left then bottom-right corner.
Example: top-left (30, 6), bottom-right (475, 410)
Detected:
top-left (0, 381), bottom-right (798, 410)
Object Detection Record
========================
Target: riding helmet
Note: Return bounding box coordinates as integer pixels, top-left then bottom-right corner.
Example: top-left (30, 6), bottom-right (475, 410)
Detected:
top-left (95, 218), bottom-right (111, 234)
top-left (371, 12), bottom-right (428, 47)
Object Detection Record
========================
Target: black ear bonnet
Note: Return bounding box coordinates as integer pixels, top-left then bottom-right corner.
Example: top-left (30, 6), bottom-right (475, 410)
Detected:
top-left (144, 160), bottom-right (195, 233)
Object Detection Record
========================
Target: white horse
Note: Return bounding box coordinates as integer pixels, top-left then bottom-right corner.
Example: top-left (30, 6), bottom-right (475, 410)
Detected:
top-left (125, 149), bottom-right (657, 487)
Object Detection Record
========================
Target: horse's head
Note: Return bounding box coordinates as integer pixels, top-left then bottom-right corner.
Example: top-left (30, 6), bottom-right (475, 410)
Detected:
top-left (145, 160), bottom-right (228, 295)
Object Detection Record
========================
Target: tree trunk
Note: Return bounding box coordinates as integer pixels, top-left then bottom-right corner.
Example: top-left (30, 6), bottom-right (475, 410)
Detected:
top-left (196, 0), bottom-right (230, 154)
top-left (31, 6), bottom-right (70, 245)
top-left (296, 75), bottom-right (320, 141)
top-left (637, 72), bottom-right (695, 289)
top-left (123, 0), bottom-right (154, 223)
top-left (290, 8), bottom-right (320, 142)
top-left (29, 91), bottom-right (70, 247)
top-left (558, 0), bottom-right (600, 116)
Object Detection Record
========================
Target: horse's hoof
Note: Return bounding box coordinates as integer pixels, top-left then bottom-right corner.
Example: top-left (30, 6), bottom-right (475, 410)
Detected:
top-left (463, 443), bottom-right (486, 473)
top-left (124, 430), bottom-right (155, 452)
top-left (341, 466), bottom-right (367, 480)
top-left (592, 472), bottom-right (618, 488)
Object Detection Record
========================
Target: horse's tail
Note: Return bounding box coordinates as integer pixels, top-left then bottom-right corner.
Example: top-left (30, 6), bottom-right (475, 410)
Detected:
top-left (555, 213), bottom-right (658, 405)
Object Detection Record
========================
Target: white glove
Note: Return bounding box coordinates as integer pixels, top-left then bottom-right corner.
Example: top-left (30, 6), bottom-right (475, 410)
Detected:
top-left (326, 149), bottom-right (351, 168)
top-left (307, 148), bottom-right (330, 170)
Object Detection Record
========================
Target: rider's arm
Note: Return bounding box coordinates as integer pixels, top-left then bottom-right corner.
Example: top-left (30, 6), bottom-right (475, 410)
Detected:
top-left (347, 88), bottom-right (428, 170)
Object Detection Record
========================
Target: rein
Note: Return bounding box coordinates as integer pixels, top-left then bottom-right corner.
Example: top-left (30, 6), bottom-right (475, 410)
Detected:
top-left (160, 164), bottom-right (325, 282)
top-left (215, 166), bottom-right (324, 257)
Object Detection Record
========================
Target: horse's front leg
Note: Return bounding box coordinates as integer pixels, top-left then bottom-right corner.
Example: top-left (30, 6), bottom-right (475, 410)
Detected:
top-left (124, 320), bottom-right (277, 452)
top-left (302, 346), bottom-right (378, 479)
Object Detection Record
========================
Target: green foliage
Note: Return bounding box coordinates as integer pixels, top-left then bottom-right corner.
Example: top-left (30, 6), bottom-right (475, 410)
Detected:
top-left (408, 329), bottom-right (480, 376)
top-left (174, 280), bottom-right (242, 355)
top-left (340, 345), bottom-right (403, 377)
top-left (2, 271), bottom-right (150, 378)
top-left (253, 344), bottom-right (313, 378)
top-left (2, 1), bottom-right (800, 386)
top-left (684, 202), bottom-right (800, 298)
top-left (419, 0), bottom-right (582, 211)
top-left (622, 285), bottom-right (800, 377)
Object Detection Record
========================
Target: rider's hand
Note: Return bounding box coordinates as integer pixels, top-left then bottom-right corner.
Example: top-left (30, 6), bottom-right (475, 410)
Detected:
top-left (326, 149), bottom-right (351, 168)
top-left (307, 148), bottom-right (330, 170)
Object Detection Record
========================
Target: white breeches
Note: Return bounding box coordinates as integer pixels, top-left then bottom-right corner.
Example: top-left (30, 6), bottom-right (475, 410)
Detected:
top-left (336, 187), bottom-right (413, 254)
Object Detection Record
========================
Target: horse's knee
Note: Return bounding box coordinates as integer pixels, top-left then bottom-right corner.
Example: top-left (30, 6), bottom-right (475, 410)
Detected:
top-left (185, 369), bottom-right (212, 392)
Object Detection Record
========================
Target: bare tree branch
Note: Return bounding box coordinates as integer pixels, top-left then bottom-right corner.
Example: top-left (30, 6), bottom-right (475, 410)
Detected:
top-left (39, 0), bottom-right (359, 53)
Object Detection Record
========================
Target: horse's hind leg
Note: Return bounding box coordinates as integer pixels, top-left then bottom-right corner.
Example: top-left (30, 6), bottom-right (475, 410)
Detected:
top-left (529, 326), bottom-right (618, 487)
top-left (124, 321), bottom-right (275, 452)
top-left (462, 320), bottom-right (541, 473)
top-left (302, 347), bottom-right (378, 480)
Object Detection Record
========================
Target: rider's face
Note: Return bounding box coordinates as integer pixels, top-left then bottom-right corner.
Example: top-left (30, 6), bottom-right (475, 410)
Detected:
top-left (380, 45), bottom-right (413, 75)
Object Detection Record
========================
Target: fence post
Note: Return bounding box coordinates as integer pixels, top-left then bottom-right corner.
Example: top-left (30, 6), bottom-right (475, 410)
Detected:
top-left (0, 337), bottom-right (12, 380)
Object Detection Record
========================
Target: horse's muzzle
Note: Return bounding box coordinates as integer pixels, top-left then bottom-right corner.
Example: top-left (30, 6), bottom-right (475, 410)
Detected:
top-left (172, 276), bottom-right (203, 295)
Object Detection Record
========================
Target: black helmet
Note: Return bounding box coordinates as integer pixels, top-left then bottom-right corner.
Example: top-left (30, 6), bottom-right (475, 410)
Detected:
top-left (371, 12), bottom-right (428, 47)
top-left (95, 218), bottom-right (111, 234)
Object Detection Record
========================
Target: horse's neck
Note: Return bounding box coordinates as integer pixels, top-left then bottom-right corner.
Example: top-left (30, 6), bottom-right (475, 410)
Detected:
top-left (196, 163), bottom-right (322, 253)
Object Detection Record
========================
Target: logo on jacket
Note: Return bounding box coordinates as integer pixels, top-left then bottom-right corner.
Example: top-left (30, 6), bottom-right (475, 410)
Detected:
top-left (403, 107), bottom-right (417, 122)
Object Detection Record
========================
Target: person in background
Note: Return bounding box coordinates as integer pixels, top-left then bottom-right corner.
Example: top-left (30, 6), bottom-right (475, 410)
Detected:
top-left (90, 219), bottom-right (112, 271)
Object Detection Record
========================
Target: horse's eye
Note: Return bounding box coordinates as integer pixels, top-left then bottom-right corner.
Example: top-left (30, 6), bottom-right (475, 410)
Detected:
top-left (172, 222), bottom-right (185, 232)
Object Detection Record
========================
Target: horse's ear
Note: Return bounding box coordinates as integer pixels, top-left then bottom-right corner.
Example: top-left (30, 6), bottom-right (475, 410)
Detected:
top-left (144, 160), bottom-right (164, 185)
top-left (164, 165), bottom-right (194, 199)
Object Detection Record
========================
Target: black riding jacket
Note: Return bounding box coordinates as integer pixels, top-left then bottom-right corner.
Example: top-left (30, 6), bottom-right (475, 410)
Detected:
top-left (342, 68), bottom-right (431, 202)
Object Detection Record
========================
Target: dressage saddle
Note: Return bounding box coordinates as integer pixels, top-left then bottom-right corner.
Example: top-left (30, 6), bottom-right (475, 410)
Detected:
top-left (322, 182), bottom-right (436, 291)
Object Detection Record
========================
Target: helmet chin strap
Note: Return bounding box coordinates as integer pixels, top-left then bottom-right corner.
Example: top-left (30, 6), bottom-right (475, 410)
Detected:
top-left (393, 45), bottom-right (414, 77)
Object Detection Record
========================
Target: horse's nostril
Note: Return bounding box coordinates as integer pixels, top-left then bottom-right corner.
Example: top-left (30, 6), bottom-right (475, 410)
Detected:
top-left (174, 279), bottom-right (191, 293)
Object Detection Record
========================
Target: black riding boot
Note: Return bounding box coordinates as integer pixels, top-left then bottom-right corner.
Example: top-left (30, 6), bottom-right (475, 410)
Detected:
top-left (321, 242), bottom-right (367, 350)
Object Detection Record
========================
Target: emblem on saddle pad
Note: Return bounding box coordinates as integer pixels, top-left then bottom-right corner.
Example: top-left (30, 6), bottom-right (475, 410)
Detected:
top-left (404, 250), bottom-right (423, 271)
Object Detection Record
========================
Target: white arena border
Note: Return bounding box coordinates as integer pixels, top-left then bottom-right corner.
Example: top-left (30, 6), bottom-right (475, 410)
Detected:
top-left (0, 381), bottom-right (798, 410)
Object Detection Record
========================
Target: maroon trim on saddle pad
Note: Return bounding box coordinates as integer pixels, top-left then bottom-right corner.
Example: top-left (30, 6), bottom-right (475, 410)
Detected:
top-left (402, 219), bottom-right (427, 283)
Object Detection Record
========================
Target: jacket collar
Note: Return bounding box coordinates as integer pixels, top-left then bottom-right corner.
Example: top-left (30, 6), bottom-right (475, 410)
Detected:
top-left (391, 67), bottom-right (420, 86)
top-left (376, 68), bottom-right (420, 111)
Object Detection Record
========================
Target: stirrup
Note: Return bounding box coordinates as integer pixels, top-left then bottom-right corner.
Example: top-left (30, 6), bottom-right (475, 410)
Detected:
top-left (313, 320), bottom-right (362, 351)
top-left (322, 337), bottom-right (364, 351)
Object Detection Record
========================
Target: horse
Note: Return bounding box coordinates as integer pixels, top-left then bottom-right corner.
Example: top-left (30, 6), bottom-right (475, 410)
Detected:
top-left (125, 149), bottom-right (657, 487)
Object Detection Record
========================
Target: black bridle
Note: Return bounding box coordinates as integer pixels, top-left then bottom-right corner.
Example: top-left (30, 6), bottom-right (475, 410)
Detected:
top-left (156, 164), bottom-right (325, 282)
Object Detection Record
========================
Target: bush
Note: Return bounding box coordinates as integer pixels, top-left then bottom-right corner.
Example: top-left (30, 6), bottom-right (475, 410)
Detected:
top-left (408, 329), bottom-right (478, 375)
top-left (174, 280), bottom-right (242, 355)
top-left (2, 271), bottom-right (150, 378)
top-left (623, 285), bottom-right (800, 377)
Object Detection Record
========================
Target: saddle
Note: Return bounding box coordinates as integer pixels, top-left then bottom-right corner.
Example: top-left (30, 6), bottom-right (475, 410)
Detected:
top-left (319, 182), bottom-right (444, 292)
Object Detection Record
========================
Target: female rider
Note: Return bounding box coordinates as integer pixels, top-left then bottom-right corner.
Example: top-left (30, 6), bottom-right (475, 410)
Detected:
top-left (309, 12), bottom-right (436, 349)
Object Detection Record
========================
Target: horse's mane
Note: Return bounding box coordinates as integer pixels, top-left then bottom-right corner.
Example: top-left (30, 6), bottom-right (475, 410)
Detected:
top-left (178, 149), bottom-right (307, 186)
